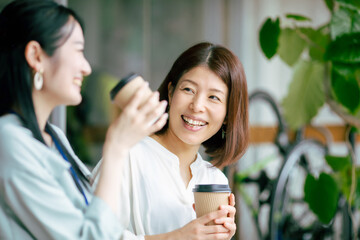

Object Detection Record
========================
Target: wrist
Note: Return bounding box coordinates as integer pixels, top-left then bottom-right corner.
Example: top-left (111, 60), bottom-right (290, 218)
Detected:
top-left (103, 140), bottom-right (129, 159)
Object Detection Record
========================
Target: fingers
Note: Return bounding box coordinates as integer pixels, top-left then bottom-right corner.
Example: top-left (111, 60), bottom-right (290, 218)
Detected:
top-left (220, 204), bottom-right (235, 218)
top-left (198, 209), bottom-right (228, 225)
top-left (229, 193), bottom-right (235, 207)
top-left (148, 110), bottom-right (168, 133)
top-left (218, 205), bottom-right (236, 223)
top-left (202, 223), bottom-right (229, 234)
top-left (126, 81), bottom-right (151, 109)
top-left (124, 82), bottom-right (168, 131)
top-left (224, 221), bottom-right (236, 232)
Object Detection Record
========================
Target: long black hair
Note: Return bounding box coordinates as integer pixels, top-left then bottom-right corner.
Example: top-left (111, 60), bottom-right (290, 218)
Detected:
top-left (0, 0), bottom-right (90, 186)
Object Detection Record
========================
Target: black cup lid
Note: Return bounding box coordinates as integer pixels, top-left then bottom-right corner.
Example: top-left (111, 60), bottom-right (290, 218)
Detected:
top-left (193, 184), bottom-right (231, 193)
top-left (110, 72), bottom-right (139, 101)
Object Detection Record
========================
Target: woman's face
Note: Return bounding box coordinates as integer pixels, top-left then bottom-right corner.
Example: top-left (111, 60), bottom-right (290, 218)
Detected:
top-left (167, 65), bottom-right (228, 147)
top-left (41, 20), bottom-right (91, 106)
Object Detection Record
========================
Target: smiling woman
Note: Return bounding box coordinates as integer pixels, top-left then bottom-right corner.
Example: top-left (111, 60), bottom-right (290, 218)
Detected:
top-left (109, 42), bottom-right (249, 240)
top-left (0, 0), bottom-right (167, 239)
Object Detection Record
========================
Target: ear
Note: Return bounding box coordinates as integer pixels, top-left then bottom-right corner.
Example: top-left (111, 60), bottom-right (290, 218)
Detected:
top-left (24, 41), bottom-right (45, 72)
top-left (167, 82), bottom-right (174, 103)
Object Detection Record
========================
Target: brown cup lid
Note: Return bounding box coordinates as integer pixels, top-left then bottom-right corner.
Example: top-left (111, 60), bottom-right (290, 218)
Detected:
top-left (110, 72), bottom-right (139, 101)
top-left (193, 184), bottom-right (231, 193)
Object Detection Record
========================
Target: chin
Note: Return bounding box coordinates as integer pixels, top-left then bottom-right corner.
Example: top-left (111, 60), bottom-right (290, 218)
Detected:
top-left (67, 96), bottom-right (82, 106)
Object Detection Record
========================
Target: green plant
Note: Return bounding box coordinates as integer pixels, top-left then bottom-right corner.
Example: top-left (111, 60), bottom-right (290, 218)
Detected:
top-left (259, 0), bottom-right (359, 231)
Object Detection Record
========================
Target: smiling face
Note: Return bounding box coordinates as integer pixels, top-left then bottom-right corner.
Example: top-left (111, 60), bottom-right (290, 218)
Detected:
top-left (41, 20), bottom-right (91, 107)
top-left (166, 65), bottom-right (228, 148)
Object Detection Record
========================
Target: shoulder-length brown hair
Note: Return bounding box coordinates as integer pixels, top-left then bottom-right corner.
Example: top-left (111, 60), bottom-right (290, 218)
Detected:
top-left (157, 42), bottom-right (249, 167)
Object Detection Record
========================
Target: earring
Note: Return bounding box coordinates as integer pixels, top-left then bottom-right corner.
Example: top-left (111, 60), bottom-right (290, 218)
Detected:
top-left (222, 125), bottom-right (226, 139)
top-left (34, 70), bottom-right (44, 90)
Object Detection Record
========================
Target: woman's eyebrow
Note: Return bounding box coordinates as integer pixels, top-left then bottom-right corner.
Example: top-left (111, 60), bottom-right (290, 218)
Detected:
top-left (180, 79), bottom-right (198, 86)
top-left (181, 79), bottom-right (226, 95)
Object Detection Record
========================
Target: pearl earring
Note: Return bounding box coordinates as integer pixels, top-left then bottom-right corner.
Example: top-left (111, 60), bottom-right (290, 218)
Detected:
top-left (34, 70), bottom-right (44, 90)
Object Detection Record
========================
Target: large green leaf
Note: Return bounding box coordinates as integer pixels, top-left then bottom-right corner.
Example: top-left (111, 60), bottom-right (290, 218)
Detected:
top-left (326, 32), bottom-right (360, 63)
top-left (330, 7), bottom-right (360, 40)
top-left (325, 154), bottom-right (352, 171)
top-left (304, 173), bottom-right (339, 224)
top-left (300, 27), bottom-right (330, 61)
top-left (278, 28), bottom-right (307, 66)
top-left (331, 64), bottom-right (360, 113)
top-left (259, 17), bottom-right (280, 59)
top-left (282, 60), bottom-right (325, 129)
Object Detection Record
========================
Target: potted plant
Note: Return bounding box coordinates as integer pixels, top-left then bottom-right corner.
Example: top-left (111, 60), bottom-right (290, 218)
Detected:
top-left (258, 0), bottom-right (360, 236)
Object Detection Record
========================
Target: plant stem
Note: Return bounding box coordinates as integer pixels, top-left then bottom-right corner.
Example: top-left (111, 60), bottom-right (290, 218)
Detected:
top-left (345, 125), bottom-right (358, 240)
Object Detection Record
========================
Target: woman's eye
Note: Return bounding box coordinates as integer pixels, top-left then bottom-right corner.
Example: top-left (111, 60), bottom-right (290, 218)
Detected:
top-left (183, 87), bottom-right (194, 93)
top-left (209, 95), bottom-right (221, 101)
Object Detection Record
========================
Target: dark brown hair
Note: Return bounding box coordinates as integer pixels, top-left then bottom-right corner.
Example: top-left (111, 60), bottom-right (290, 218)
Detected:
top-left (157, 42), bottom-right (249, 167)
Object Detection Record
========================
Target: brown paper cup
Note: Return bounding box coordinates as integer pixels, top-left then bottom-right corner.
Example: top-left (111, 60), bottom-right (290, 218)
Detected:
top-left (193, 184), bottom-right (231, 225)
top-left (110, 73), bottom-right (152, 110)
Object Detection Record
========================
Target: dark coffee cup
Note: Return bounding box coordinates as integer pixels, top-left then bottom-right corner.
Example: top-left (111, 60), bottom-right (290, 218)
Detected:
top-left (110, 73), bottom-right (152, 109)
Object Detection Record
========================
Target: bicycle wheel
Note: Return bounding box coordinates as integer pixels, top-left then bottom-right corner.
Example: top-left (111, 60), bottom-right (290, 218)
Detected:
top-left (230, 90), bottom-right (289, 240)
top-left (269, 139), bottom-right (352, 240)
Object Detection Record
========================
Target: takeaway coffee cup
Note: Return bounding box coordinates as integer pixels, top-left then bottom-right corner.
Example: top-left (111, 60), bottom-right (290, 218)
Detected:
top-left (193, 184), bottom-right (231, 224)
top-left (110, 73), bottom-right (153, 109)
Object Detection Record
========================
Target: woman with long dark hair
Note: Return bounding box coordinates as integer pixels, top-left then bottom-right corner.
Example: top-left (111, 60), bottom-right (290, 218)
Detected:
top-left (0, 0), bottom-right (167, 239)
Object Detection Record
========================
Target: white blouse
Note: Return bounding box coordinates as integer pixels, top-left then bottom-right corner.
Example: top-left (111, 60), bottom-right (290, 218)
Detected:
top-left (118, 136), bottom-right (228, 240)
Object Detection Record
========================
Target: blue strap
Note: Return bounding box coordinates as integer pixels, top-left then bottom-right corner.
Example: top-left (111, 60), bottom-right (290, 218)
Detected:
top-left (49, 133), bottom-right (89, 206)
top-left (9, 110), bottom-right (89, 206)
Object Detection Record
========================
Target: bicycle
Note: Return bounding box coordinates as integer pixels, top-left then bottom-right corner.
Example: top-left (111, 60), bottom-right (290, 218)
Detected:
top-left (228, 90), bottom-right (355, 240)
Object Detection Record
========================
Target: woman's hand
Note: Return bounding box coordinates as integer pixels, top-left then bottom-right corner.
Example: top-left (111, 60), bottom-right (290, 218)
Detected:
top-left (95, 82), bottom-right (167, 213)
top-left (214, 193), bottom-right (236, 240)
top-left (146, 209), bottom-right (231, 240)
top-left (104, 82), bottom-right (168, 155)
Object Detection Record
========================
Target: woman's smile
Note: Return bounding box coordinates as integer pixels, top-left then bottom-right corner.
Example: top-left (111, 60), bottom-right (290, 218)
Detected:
top-left (181, 115), bottom-right (207, 131)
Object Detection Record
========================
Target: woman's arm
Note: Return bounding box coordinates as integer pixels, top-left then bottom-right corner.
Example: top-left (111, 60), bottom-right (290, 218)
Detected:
top-left (94, 82), bottom-right (168, 214)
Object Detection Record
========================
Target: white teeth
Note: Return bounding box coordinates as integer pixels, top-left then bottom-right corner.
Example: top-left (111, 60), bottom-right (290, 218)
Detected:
top-left (182, 116), bottom-right (206, 126)
top-left (73, 79), bottom-right (82, 87)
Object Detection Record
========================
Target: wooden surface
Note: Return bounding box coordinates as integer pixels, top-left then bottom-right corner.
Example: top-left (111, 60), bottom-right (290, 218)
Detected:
top-left (250, 125), bottom-right (359, 144)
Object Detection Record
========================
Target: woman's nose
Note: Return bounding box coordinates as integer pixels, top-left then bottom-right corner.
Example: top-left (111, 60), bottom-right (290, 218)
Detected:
top-left (82, 57), bottom-right (92, 76)
top-left (190, 95), bottom-right (205, 112)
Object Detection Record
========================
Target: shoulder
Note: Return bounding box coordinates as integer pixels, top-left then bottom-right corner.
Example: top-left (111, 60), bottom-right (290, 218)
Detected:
top-left (194, 155), bottom-right (229, 184)
top-left (0, 114), bottom-right (32, 138)
top-left (0, 115), bottom-right (60, 176)
top-left (0, 115), bottom-right (40, 154)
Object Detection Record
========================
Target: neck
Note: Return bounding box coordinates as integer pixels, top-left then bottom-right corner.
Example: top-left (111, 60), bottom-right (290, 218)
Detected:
top-left (32, 91), bottom-right (55, 132)
top-left (151, 132), bottom-right (200, 187)
top-left (152, 133), bottom-right (199, 167)
top-left (32, 91), bottom-right (56, 146)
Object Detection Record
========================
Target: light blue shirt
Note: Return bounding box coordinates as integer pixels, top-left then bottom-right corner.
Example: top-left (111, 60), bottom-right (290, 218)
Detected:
top-left (0, 114), bottom-right (122, 239)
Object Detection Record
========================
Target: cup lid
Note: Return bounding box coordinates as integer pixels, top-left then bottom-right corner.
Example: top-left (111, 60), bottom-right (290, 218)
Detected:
top-left (110, 72), bottom-right (139, 101)
top-left (192, 184), bottom-right (231, 193)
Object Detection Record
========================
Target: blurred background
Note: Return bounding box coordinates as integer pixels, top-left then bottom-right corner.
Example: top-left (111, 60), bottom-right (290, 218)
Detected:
top-left (2, 0), bottom-right (357, 239)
